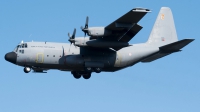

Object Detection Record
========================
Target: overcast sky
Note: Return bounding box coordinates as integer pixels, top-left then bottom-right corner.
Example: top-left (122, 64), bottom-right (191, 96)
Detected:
top-left (1, 0), bottom-right (200, 112)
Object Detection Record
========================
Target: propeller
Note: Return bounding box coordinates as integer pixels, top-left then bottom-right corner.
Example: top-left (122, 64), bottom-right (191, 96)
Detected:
top-left (68, 28), bottom-right (76, 52)
top-left (81, 16), bottom-right (89, 37)
top-left (68, 28), bottom-right (76, 44)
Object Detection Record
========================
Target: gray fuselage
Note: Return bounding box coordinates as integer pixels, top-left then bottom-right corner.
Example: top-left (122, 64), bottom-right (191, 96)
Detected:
top-left (13, 41), bottom-right (158, 72)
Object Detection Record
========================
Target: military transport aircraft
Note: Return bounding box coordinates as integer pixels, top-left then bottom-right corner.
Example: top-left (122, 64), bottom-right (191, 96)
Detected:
top-left (5, 7), bottom-right (194, 79)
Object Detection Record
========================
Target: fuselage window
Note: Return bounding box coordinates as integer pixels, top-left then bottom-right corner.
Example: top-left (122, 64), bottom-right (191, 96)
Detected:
top-left (53, 55), bottom-right (55, 57)
top-left (24, 43), bottom-right (27, 48)
top-left (19, 49), bottom-right (24, 54)
top-left (47, 55), bottom-right (49, 57)
top-left (22, 44), bottom-right (24, 48)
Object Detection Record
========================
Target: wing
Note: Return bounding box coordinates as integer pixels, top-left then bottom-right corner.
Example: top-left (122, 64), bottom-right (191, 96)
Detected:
top-left (104, 8), bottom-right (151, 42)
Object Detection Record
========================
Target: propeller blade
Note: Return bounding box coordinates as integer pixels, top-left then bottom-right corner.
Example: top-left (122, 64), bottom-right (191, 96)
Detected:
top-left (81, 26), bottom-right (84, 30)
top-left (85, 16), bottom-right (89, 29)
top-left (68, 33), bottom-right (71, 38)
top-left (68, 28), bottom-right (76, 44)
top-left (72, 28), bottom-right (76, 39)
top-left (81, 16), bottom-right (89, 36)
top-left (62, 46), bottom-right (64, 57)
top-left (68, 43), bottom-right (72, 52)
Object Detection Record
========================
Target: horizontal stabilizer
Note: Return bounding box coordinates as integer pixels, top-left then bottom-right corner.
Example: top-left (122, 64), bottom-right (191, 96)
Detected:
top-left (142, 39), bottom-right (194, 62)
top-left (159, 39), bottom-right (194, 52)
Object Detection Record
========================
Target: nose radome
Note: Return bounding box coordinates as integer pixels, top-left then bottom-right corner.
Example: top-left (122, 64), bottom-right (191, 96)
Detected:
top-left (5, 52), bottom-right (17, 64)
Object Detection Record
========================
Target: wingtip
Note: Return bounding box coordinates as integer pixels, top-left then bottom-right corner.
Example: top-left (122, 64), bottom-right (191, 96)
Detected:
top-left (188, 39), bottom-right (195, 42)
top-left (132, 8), bottom-right (151, 12)
top-left (185, 38), bottom-right (195, 41)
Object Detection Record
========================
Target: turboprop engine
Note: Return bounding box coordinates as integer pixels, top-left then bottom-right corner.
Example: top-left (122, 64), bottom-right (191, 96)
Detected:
top-left (81, 16), bottom-right (112, 37)
top-left (86, 27), bottom-right (111, 37)
top-left (68, 28), bottom-right (129, 49)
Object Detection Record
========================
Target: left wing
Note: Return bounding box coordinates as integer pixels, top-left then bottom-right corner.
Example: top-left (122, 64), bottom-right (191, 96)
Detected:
top-left (104, 8), bottom-right (151, 42)
top-left (72, 8), bottom-right (151, 50)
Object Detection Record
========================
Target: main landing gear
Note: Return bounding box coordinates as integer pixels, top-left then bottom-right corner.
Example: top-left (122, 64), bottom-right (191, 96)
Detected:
top-left (24, 67), bottom-right (31, 73)
top-left (71, 71), bottom-right (91, 79)
top-left (72, 67), bottom-right (102, 79)
top-left (85, 67), bottom-right (102, 73)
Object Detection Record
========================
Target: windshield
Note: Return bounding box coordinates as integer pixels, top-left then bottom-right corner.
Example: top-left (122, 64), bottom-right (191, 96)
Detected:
top-left (13, 45), bottom-right (20, 52)
top-left (13, 43), bottom-right (28, 52)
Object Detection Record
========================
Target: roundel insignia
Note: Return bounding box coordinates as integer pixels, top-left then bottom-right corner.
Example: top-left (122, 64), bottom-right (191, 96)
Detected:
top-left (161, 14), bottom-right (165, 20)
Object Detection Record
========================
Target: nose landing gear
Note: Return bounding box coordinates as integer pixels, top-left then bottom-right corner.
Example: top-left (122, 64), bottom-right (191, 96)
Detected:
top-left (24, 67), bottom-right (31, 73)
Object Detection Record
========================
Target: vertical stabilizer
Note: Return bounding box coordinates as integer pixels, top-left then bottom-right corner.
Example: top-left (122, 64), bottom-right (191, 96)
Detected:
top-left (147, 7), bottom-right (178, 46)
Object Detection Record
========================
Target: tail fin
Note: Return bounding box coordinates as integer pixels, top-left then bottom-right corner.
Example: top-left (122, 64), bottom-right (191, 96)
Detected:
top-left (147, 7), bottom-right (178, 46)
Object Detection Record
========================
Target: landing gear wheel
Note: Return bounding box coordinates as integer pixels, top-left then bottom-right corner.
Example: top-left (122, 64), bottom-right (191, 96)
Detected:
top-left (73, 74), bottom-right (81, 79)
top-left (85, 67), bottom-right (92, 72)
top-left (82, 73), bottom-right (91, 79)
top-left (94, 67), bottom-right (101, 73)
top-left (24, 67), bottom-right (31, 73)
top-left (72, 71), bottom-right (81, 79)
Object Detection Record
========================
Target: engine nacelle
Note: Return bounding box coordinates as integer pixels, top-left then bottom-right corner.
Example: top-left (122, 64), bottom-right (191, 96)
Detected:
top-left (87, 27), bottom-right (111, 37)
top-left (74, 37), bottom-right (90, 47)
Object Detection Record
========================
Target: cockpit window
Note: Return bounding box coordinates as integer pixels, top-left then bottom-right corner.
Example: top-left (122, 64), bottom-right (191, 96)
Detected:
top-left (20, 43), bottom-right (28, 48)
top-left (14, 45), bottom-right (20, 52)
top-left (13, 43), bottom-right (28, 52)
top-left (25, 43), bottom-right (27, 48)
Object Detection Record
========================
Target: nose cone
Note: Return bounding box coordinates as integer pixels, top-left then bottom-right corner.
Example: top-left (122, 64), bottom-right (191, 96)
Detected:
top-left (5, 52), bottom-right (17, 64)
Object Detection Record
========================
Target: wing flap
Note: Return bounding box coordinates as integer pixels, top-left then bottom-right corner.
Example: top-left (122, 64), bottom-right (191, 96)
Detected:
top-left (118, 24), bottom-right (143, 42)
